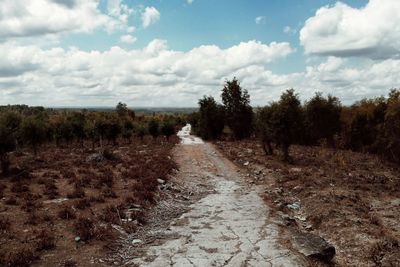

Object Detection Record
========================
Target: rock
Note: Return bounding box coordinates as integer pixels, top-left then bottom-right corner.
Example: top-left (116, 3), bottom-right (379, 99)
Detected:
top-left (131, 239), bottom-right (142, 245)
top-left (86, 153), bottom-right (105, 163)
top-left (287, 202), bottom-right (300, 210)
top-left (294, 215), bottom-right (307, 222)
top-left (157, 178), bottom-right (165, 184)
top-left (290, 167), bottom-right (302, 173)
top-left (291, 231), bottom-right (336, 262)
top-left (243, 161), bottom-right (250, 166)
top-left (275, 187), bottom-right (284, 194)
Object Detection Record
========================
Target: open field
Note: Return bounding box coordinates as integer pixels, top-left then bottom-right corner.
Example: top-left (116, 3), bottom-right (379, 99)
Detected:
top-left (215, 139), bottom-right (400, 266)
top-left (0, 137), bottom-right (177, 266)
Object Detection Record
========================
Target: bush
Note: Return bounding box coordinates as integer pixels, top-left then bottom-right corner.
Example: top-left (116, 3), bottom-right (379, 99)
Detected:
top-left (74, 217), bottom-right (95, 241)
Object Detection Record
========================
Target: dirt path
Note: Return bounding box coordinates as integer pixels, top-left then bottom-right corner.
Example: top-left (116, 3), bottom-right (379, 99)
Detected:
top-left (129, 125), bottom-right (304, 266)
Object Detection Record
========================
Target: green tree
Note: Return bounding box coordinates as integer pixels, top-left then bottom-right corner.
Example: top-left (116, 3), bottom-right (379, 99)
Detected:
top-left (0, 112), bottom-right (20, 174)
top-left (304, 93), bottom-right (341, 145)
top-left (197, 96), bottom-right (225, 140)
top-left (221, 78), bottom-right (253, 139)
top-left (148, 120), bottom-right (159, 140)
top-left (20, 116), bottom-right (48, 156)
top-left (258, 89), bottom-right (304, 162)
top-left (161, 121), bottom-right (175, 140)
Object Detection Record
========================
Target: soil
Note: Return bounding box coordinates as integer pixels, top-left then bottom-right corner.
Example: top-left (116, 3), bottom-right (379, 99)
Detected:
top-left (0, 137), bottom-right (177, 267)
top-left (214, 139), bottom-right (400, 266)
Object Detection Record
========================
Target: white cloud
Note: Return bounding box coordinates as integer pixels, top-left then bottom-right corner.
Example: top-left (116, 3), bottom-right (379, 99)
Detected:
top-left (255, 16), bottom-right (266, 25)
top-left (0, 40), bottom-right (294, 106)
top-left (300, 0), bottom-right (400, 59)
top-left (127, 26), bottom-right (136, 33)
top-left (120, 35), bottom-right (137, 44)
top-left (142, 7), bottom-right (160, 28)
top-left (187, 0), bottom-right (194, 4)
top-left (0, 0), bottom-right (122, 38)
top-left (107, 0), bottom-right (133, 24)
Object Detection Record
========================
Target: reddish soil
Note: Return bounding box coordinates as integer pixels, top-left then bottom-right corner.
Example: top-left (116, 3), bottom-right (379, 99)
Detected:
top-left (215, 139), bottom-right (400, 266)
top-left (0, 136), bottom-right (177, 267)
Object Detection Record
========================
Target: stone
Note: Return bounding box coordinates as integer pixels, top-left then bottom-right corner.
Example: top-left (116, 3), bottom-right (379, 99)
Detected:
top-left (291, 231), bottom-right (336, 262)
top-left (290, 167), bottom-right (302, 173)
top-left (131, 239), bottom-right (142, 245)
top-left (243, 161), bottom-right (250, 166)
top-left (287, 202), bottom-right (300, 210)
top-left (86, 153), bottom-right (105, 163)
top-left (157, 178), bottom-right (165, 184)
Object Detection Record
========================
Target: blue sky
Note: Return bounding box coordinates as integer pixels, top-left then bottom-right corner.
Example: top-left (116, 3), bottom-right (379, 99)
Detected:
top-left (0, 0), bottom-right (398, 107)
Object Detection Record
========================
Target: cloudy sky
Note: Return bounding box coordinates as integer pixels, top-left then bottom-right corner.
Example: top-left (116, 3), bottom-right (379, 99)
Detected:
top-left (1, 0), bottom-right (399, 107)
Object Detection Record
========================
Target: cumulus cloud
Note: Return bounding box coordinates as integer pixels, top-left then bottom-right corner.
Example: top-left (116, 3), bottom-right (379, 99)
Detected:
top-left (142, 7), bottom-right (160, 28)
top-left (255, 16), bottom-right (266, 25)
top-left (120, 34), bottom-right (137, 44)
top-left (0, 40), bottom-right (294, 106)
top-left (300, 0), bottom-right (400, 59)
top-left (107, 0), bottom-right (133, 24)
top-left (0, 0), bottom-right (123, 38)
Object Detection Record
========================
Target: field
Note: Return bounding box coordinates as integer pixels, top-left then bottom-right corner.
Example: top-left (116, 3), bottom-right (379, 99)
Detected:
top-left (0, 137), bottom-right (177, 266)
top-left (215, 139), bottom-right (400, 266)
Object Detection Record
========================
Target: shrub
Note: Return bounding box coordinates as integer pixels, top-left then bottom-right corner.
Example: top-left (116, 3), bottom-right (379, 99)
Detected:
top-left (74, 217), bottom-right (95, 241)
top-left (36, 230), bottom-right (56, 251)
top-left (58, 205), bottom-right (76, 220)
top-left (3, 247), bottom-right (37, 267)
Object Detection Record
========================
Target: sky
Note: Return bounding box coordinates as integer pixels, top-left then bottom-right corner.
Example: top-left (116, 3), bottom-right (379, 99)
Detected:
top-left (1, 0), bottom-right (399, 107)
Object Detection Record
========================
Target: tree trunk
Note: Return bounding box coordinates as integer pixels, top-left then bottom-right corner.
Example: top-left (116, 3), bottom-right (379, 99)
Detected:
top-left (0, 154), bottom-right (10, 175)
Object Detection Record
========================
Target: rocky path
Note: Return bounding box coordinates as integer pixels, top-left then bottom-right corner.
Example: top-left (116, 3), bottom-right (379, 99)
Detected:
top-left (130, 125), bottom-right (304, 267)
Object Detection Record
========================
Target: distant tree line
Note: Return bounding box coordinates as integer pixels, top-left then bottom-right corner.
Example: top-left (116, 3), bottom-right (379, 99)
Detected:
top-left (0, 103), bottom-right (184, 175)
top-left (190, 78), bottom-right (400, 163)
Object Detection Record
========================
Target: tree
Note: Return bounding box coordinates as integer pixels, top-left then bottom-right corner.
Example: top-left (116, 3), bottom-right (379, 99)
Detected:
top-left (116, 102), bottom-right (128, 117)
top-left (221, 78), bottom-right (253, 139)
top-left (161, 121), bottom-right (175, 140)
top-left (383, 89), bottom-right (400, 162)
top-left (20, 116), bottom-right (48, 156)
top-left (255, 106), bottom-right (274, 155)
top-left (69, 112), bottom-right (86, 147)
top-left (197, 96), bottom-right (225, 140)
top-left (104, 117), bottom-right (122, 145)
top-left (258, 89), bottom-right (304, 162)
top-left (148, 120), bottom-right (159, 140)
top-left (0, 112), bottom-right (20, 174)
top-left (122, 119), bottom-right (134, 144)
top-left (304, 93), bottom-right (341, 146)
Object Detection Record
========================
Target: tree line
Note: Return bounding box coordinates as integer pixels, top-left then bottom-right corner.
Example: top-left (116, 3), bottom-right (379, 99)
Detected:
top-left (190, 78), bottom-right (400, 163)
top-left (0, 103), bottom-right (183, 175)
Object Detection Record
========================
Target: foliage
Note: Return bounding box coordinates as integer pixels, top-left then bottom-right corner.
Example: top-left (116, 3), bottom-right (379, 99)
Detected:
top-left (197, 96), bottom-right (225, 140)
top-left (304, 93), bottom-right (342, 145)
top-left (256, 89), bottom-right (304, 161)
top-left (221, 78), bottom-right (253, 139)
top-left (148, 120), bottom-right (159, 139)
